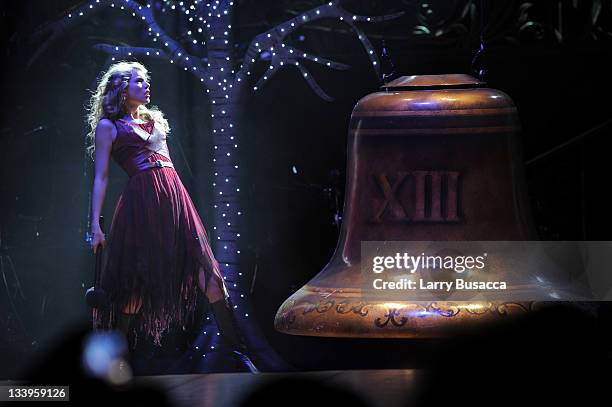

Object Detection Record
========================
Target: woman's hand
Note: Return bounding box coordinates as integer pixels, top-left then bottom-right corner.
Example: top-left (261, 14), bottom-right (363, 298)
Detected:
top-left (91, 228), bottom-right (106, 254)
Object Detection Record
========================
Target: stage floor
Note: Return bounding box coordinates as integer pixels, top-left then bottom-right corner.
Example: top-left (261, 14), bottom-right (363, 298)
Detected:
top-left (135, 369), bottom-right (418, 407)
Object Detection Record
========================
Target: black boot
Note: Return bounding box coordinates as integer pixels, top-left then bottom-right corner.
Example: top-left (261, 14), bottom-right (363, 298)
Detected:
top-left (210, 296), bottom-right (260, 374)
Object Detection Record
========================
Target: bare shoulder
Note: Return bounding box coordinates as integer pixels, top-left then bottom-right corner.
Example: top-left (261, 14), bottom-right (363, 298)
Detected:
top-left (96, 118), bottom-right (118, 143)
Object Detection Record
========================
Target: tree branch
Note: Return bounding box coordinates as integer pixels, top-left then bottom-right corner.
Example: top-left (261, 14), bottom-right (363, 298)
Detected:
top-left (29, 0), bottom-right (215, 87)
top-left (282, 45), bottom-right (350, 70)
top-left (93, 43), bottom-right (170, 60)
top-left (253, 44), bottom-right (349, 93)
top-left (296, 64), bottom-right (333, 102)
top-left (235, 0), bottom-right (403, 99)
top-left (28, 0), bottom-right (109, 69)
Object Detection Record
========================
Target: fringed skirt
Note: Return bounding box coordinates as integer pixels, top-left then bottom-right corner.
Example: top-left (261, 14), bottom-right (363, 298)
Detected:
top-left (93, 152), bottom-right (227, 346)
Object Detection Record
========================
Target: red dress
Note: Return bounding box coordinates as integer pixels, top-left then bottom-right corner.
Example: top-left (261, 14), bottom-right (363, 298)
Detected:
top-left (93, 118), bottom-right (227, 346)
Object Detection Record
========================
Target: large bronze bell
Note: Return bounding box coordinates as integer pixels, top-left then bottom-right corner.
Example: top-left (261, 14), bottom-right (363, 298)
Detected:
top-left (274, 74), bottom-right (547, 338)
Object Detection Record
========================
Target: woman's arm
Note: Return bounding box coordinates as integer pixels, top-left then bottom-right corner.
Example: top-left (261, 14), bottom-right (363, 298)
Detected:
top-left (90, 119), bottom-right (116, 253)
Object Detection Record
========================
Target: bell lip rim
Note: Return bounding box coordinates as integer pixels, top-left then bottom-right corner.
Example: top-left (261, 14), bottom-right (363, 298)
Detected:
top-left (381, 74), bottom-right (487, 91)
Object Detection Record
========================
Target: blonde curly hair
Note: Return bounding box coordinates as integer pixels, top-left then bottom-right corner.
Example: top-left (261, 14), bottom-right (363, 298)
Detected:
top-left (85, 60), bottom-right (170, 160)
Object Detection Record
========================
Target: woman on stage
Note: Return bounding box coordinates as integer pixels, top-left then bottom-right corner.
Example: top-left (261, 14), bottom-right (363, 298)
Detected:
top-left (87, 60), bottom-right (257, 373)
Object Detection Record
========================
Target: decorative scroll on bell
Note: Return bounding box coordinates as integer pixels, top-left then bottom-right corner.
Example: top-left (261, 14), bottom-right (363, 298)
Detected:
top-left (274, 74), bottom-right (544, 338)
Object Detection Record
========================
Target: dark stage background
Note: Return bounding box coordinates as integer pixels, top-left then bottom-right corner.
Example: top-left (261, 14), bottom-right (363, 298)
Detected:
top-left (1, 0), bottom-right (611, 381)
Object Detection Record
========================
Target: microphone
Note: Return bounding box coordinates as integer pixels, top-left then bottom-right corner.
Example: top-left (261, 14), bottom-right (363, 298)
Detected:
top-left (86, 216), bottom-right (109, 309)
